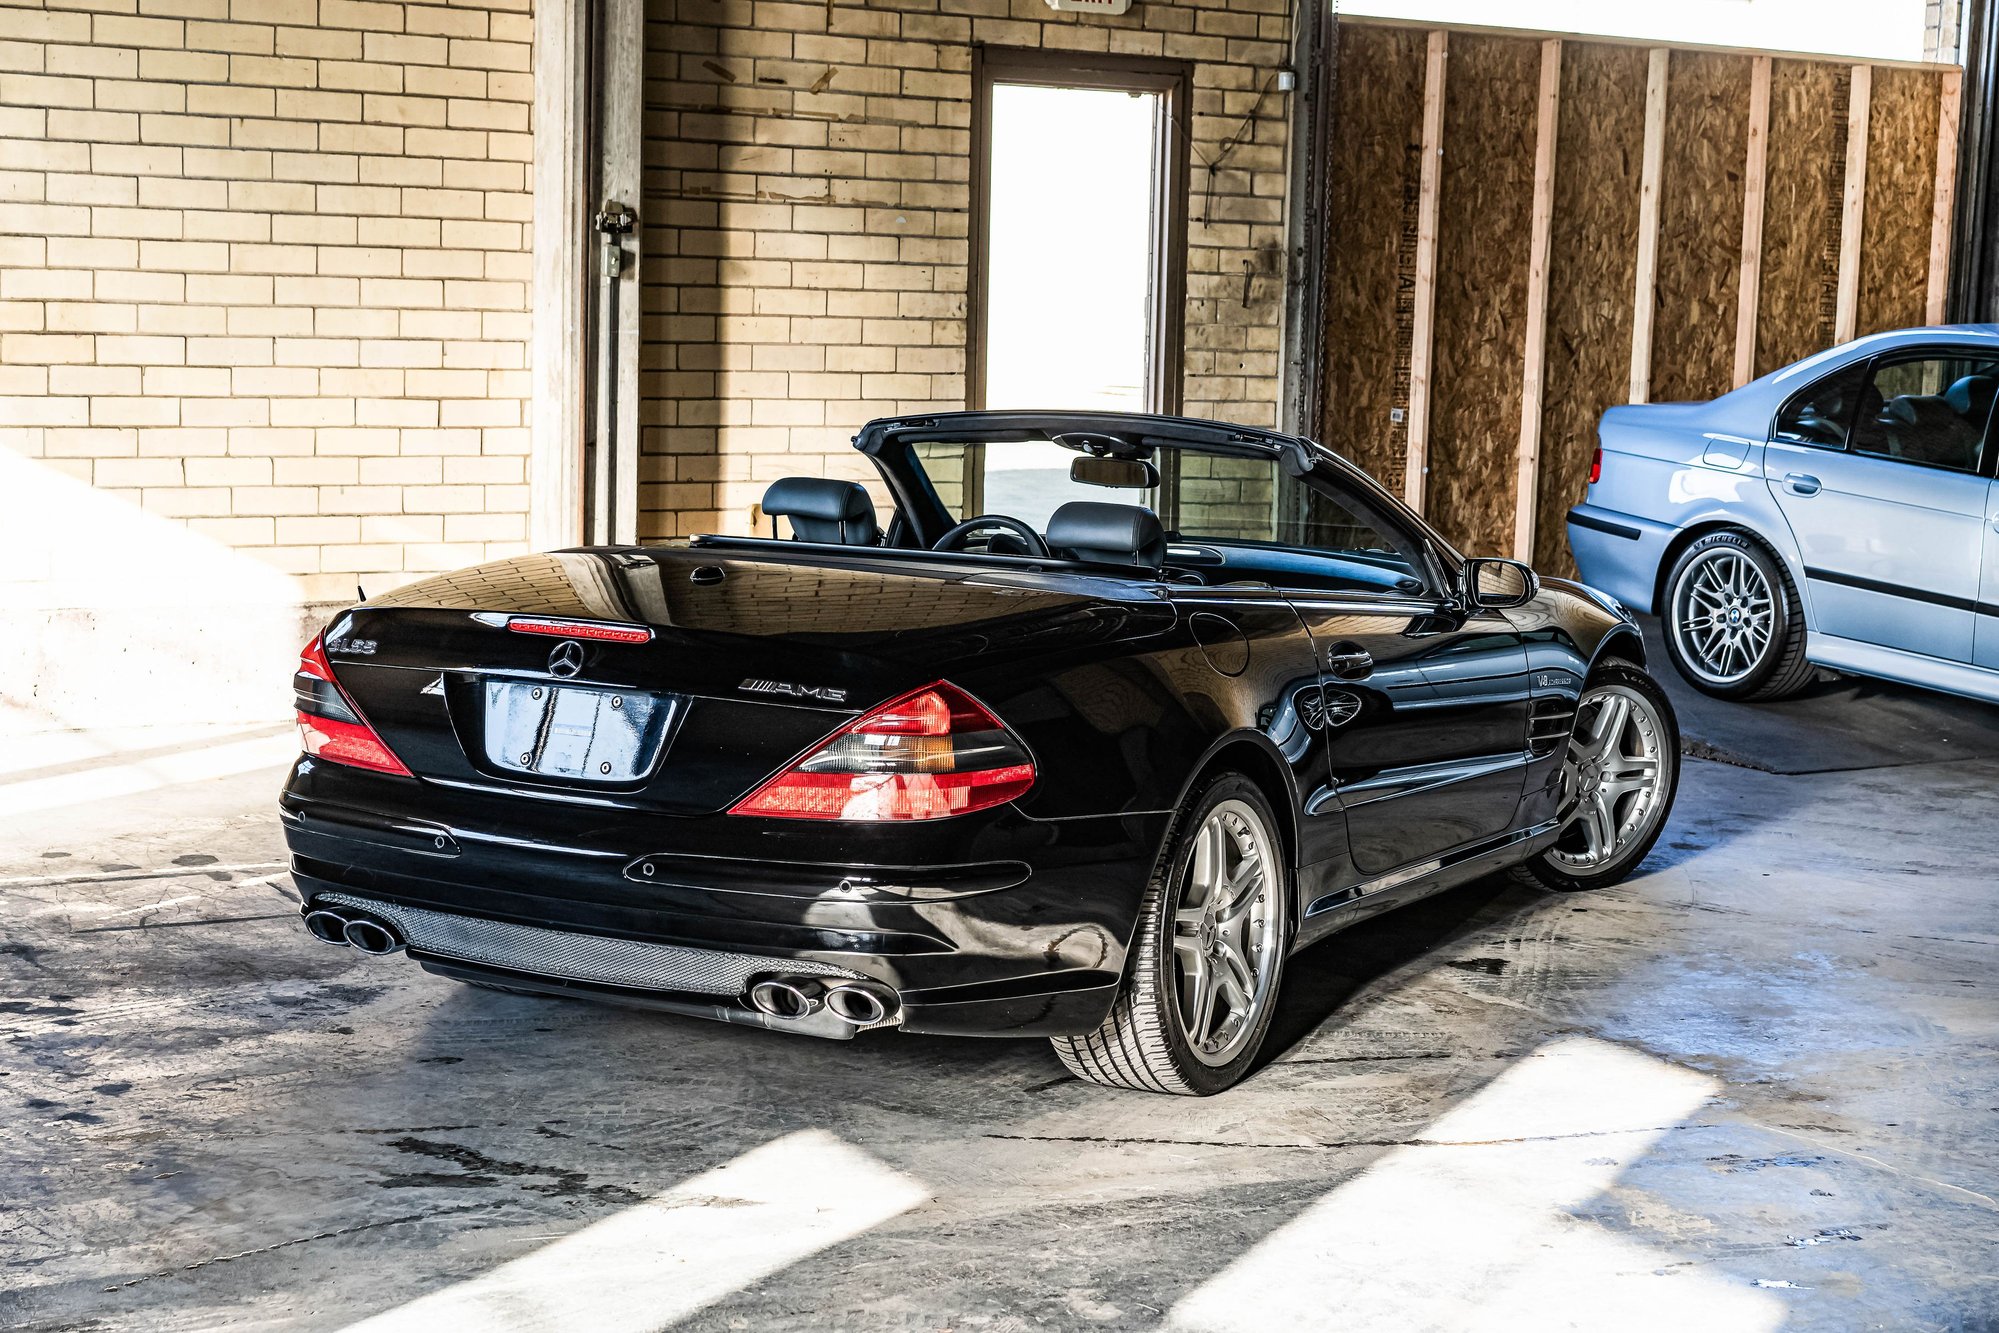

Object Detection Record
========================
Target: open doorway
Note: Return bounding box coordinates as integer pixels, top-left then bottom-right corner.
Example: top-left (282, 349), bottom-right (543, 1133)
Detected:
top-left (964, 49), bottom-right (1191, 523)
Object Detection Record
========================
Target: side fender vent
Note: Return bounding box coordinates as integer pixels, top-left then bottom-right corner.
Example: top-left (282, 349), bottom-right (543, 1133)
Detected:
top-left (1528, 698), bottom-right (1578, 758)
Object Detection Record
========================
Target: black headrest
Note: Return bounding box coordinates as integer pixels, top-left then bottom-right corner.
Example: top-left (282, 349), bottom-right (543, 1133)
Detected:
top-left (762, 477), bottom-right (879, 546)
top-left (1045, 501), bottom-right (1165, 569)
top-left (1944, 374), bottom-right (1999, 421)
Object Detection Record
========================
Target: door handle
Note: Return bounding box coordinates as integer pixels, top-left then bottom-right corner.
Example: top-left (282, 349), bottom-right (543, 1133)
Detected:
top-left (1783, 472), bottom-right (1821, 496)
top-left (1991, 512), bottom-right (1999, 535)
top-left (1325, 644), bottom-right (1374, 680)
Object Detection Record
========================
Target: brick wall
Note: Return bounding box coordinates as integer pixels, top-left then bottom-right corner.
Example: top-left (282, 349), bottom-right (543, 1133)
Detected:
top-left (0, 0), bottom-right (533, 733)
top-left (639, 0), bottom-right (1294, 538)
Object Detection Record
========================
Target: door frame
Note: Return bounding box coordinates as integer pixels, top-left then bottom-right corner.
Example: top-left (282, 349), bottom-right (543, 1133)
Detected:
top-left (967, 46), bottom-right (1193, 425)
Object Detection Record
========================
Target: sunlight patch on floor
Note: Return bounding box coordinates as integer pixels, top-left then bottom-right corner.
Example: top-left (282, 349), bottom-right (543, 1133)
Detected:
top-left (1165, 1037), bottom-right (1786, 1332)
top-left (338, 1130), bottom-right (928, 1333)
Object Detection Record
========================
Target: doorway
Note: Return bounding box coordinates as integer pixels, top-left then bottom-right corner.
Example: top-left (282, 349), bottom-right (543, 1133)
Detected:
top-left (966, 48), bottom-right (1191, 520)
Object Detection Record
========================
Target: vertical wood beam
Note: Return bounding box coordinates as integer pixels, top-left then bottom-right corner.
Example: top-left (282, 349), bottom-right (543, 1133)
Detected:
top-left (1405, 30), bottom-right (1447, 513)
top-left (602, 0), bottom-right (645, 544)
top-left (1928, 67), bottom-right (1963, 325)
top-left (1733, 55), bottom-right (1772, 388)
top-left (1629, 48), bottom-right (1669, 405)
top-left (1513, 38), bottom-right (1561, 563)
top-left (530, 0), bottom-right (590, 550)
top-left (1835, 64), bottom-right (1872, 344)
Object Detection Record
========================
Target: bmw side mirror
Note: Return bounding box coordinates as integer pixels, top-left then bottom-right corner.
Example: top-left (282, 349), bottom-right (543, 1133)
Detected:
top-left (1462, 557), bottom-right (1539, 610)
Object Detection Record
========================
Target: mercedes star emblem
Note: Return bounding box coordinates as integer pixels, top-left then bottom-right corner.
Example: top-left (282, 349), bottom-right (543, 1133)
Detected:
top-left (547, 640), bottom-right (585, 678)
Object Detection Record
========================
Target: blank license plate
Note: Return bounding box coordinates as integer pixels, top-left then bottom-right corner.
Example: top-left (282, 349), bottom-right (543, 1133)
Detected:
top-left (483, 681), bottom-right (671, 782)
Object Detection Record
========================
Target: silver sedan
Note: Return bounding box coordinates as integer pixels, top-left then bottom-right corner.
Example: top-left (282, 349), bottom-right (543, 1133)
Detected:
top-left (1567, 325), bottom-right (1999, 704)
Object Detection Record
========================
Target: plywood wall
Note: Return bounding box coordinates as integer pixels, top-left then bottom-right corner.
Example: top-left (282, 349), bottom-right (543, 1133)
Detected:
top-left (1321, 20), bottom-right (1956, 571)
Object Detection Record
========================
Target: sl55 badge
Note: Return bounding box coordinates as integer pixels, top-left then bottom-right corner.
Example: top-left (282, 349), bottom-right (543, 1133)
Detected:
top-left (327, 635), bottom-right (377, 656)
top-left (740, 678), bottom-right (848, 703)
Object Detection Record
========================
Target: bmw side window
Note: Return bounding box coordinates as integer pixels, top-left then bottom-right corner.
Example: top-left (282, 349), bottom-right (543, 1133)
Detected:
top-left (1847, 353), bottom-right (1999, 473)
top-left (1772, 361), bottom-right (1869, 448)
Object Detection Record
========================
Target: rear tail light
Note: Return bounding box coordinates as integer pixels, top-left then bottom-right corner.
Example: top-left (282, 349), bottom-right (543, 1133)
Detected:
top-left (729, 681), bottom-right (1034, 821)
top-left (1589, 446), bottom-right (1603, 486)
top-left (294, 634), bottom-right (413, 777)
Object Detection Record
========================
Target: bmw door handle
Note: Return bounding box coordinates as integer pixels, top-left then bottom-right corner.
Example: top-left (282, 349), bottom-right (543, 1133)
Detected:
top-left (1783, 472), bottom-right (1821, 496)
top-left (1325, 644), bottom-right (1374, 680)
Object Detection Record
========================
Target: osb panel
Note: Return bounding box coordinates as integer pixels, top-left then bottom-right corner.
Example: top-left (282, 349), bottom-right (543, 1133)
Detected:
top-left (1319, 24), bottom-right (1427, 495)
top-left (1535, 41), bottom-right (1647, 577)
top-left (1427, 33), bottom-right (1540, 558)
top-left (1651, 50), bottom-right (1752, 404)
top-left (1757, 60), bottom-right (1844, 376)
top-left (1858, 66), bottom-right (1944, 336)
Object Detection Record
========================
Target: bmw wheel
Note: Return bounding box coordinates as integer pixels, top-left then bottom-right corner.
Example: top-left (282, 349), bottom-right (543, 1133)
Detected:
top-left (1516, 662), bottom-right (1680, 893)
top-left (1052, 773), bottom-right (1289, 1095)
top-left (1662, 531), bottom-right (1815, 700)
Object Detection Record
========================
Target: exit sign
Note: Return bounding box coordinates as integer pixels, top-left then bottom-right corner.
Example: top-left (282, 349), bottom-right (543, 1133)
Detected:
top-left (1046, 0), bottom-right (1133, 12)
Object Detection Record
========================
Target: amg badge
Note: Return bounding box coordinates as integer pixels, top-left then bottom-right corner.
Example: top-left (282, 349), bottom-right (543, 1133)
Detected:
top-left (740, 677), bottom-right (848, 703)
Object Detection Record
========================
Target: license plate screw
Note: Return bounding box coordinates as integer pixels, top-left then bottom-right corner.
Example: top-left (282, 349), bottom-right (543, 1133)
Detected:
top-left (611, 696), bottom-right (623, 709)
top-left (531, 687), bottom-right (542, 700)
top-left (599, 762), bottom-right (612, 774)
top-left (520, 752), bottom-right (532, 764)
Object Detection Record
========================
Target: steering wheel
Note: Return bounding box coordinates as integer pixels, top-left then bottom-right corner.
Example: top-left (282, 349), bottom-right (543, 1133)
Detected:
top-left (931, 514), bottom-right (1051, 557)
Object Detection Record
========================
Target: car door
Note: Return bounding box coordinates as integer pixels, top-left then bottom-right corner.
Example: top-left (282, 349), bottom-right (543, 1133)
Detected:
top-left (1765, 348), bottom-right (1998, 664)
top-left (1288, 598), bottom-right (1531, 879)
top-left (1975, 473), bottom-right (1999, 671)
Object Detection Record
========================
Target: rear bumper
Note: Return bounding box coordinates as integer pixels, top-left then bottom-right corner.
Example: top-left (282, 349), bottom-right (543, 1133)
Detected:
top-left (280, 757), bottom-right (1165, 1038)
top-left (1565, 503), bottom-right (1676, 616)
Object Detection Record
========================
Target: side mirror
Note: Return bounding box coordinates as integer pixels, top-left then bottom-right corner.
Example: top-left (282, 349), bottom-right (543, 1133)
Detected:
top-left (1462, 557), bottom-right (1539, 610)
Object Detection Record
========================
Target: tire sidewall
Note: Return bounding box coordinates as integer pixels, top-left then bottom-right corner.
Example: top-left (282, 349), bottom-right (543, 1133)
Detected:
top-left (1144, 773), bottom-right (1290, 1095)
top-left (1662, 532), bottom-right (1799, 699)
top-left (1531, 662), bottom-right (1681, 892)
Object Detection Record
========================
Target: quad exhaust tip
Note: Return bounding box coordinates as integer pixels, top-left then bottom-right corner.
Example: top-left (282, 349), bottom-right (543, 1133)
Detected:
top-left (302, 905), bottom-right (404, 956)
top-left (748, 976), bottom-right (897, 1026)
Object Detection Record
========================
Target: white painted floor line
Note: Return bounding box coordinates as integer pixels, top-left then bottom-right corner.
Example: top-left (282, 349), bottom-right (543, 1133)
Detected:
top-left (1165, 1037), bottom-right (1787, 1333)
top-left (0, 733), bottom-right (298, 818)
top-left (338, 1130), bottom-right (929, 1333)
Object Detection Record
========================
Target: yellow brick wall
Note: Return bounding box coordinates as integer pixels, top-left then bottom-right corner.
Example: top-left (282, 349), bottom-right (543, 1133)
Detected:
top-left (639, 0), bottom-right (1294, 538)
top-left (0, 0), bottom-right (533, 733)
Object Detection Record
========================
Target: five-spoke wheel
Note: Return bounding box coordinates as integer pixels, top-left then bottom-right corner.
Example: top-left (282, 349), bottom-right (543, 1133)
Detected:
top-left (1171, 799), bottom-right (1282, 1067)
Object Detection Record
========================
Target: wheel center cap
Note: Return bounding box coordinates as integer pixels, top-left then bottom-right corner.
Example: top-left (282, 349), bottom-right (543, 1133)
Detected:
top-left (1728, 607), bottom-right (1742, 626)
top-left (1198, 914), bottom-right (1218, 951)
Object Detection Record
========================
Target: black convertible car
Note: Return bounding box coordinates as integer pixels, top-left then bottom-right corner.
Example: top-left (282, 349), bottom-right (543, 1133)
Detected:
top-left (285, 411), bottom-right (1679, 1094)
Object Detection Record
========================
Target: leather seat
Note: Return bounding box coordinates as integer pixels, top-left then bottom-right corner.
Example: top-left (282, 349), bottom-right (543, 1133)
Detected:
top-left (761, 477), bottom-right (880, 545)
top-left (1944, 373), bottom-right (1999, 431)
top-left (1045, 501), bottom-right (1166, 569)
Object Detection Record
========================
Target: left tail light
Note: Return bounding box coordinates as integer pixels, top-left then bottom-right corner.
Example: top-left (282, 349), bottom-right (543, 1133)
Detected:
top-left (294, 633), bottom-right (413, 777)
top-left (1589, 445), bottom-right (1603, 486)
top-left (729, 681), bottom-right (1034, 821)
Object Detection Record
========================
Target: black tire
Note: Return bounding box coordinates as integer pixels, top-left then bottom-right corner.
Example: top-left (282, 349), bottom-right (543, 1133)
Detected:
top-left (1660, 530), bottom-right (1815, 701)
top-left (1514, 660), bottom-right (1681, 893)
top-left (1051, 773), bottom-right (1291, 1095)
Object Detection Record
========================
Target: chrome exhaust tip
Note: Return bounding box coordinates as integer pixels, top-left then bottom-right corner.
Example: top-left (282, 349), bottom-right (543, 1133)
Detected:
top-left (746, 977), bottom-right (825, 1019)
top-left (341, 915), bottom-right (403, 956)
top-left (824, 981), bottom-right (896, 1027)
top-left (303, 908), bottom-right (353, 945)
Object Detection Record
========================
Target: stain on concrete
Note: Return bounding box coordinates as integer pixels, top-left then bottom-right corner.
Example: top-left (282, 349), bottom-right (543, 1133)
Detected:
top-left (380, 1137), bottom-right (641, 1203)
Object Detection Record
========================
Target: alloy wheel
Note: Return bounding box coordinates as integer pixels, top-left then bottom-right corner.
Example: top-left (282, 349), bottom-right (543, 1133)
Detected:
top-left (1171, 798), bottom-right (1282, 1067)
top-left (1551, 683), bottom-right (1668, 873)
top-left (1671, 548), bottom-right (1777, 686)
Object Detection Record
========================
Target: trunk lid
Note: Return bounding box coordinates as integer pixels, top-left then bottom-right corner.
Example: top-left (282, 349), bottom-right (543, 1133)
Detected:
top-left (319, 544), bottom-right (1173, 813)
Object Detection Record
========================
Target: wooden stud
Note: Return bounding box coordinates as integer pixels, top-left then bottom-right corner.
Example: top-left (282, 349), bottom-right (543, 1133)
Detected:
top-left (1835, 64), bottom-right (1872, 344)
top-left (1629, 48), bottom-right (1669, 405)
top-left (530, 0), bottom-right (590, 550)
top-left (1513, 38), bottom-right (1561, 563)
top-left (1734, 55), bottom-right (1772, 388)
top-left (1927, 67), bottom-right (1962, 325)
top-left (1405, 28), bottom-right (1447, 514)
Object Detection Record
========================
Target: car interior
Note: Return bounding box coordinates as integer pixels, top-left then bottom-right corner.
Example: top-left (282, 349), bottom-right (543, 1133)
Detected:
top-left (1779, 357), bottom-right (1999, 472)
top-left (752, 449), bottom-right (1432, 600)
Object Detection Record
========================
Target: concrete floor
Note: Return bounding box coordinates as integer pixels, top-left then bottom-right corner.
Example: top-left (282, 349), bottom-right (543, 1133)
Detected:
top-left (4, 645), bottom-right (1997, 1332)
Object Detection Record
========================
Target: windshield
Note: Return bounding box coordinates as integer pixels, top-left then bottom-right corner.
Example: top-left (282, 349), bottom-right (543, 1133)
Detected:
top-left (909, 439), bottom-right (1430, 593)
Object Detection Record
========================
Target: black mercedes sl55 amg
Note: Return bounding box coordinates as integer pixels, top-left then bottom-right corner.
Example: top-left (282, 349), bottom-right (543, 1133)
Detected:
top-left (284, 410), bottom-right (1680, 1094)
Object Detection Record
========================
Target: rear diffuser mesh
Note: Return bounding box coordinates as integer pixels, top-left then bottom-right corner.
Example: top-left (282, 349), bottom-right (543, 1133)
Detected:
top-left (315, 893), bottom-right (862, 995)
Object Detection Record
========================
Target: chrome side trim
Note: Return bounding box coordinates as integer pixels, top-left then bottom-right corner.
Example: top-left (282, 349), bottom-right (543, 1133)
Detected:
top-left (1304, 819), bottom-right (1560, 918)
top-left (1335, 750), bottom-right (1535, 808)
